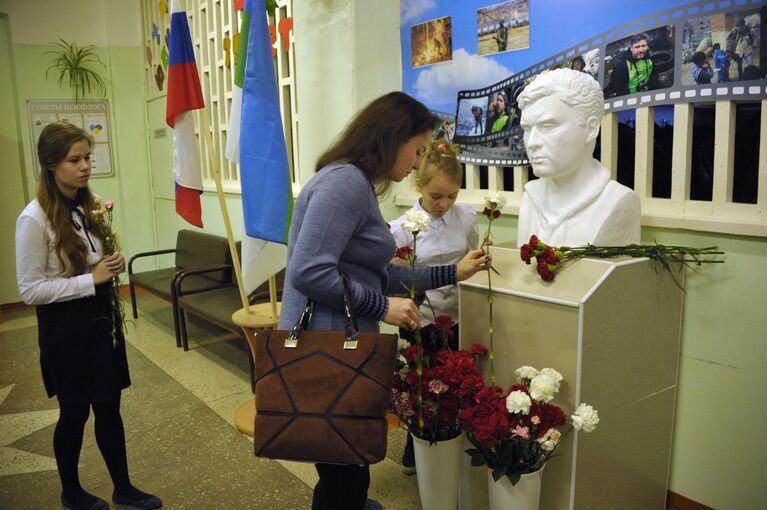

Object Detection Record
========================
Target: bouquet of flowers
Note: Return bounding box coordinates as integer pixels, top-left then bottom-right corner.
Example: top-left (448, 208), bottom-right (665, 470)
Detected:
top-left (90, 198), bottom-right (126, 346)
top-left (520, 234), bottom-right (724, 283)
top-left (458, 365), bottom-right (599, 485)
top-left (390, 314), bottom-right (488, 442)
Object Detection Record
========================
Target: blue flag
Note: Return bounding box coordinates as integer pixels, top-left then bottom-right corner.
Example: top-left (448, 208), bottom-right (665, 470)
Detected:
top-left (240, 0), bottom-right (293, 244)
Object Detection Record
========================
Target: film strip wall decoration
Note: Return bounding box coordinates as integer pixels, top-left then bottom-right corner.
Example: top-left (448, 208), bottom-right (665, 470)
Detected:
top-left (453, 0), bottom-right (766, 166)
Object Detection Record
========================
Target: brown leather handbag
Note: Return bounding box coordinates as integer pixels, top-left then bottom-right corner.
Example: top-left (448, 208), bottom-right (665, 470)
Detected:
top-left (252, 275), bottom-right (398, 465)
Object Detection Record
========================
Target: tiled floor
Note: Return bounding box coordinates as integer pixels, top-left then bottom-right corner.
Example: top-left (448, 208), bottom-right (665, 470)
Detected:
top-left (0, 293), bottom-right (420, 509)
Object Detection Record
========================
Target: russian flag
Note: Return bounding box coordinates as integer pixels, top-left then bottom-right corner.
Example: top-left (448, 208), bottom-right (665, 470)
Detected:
top-left (166, 0), bottom-right (205, 228)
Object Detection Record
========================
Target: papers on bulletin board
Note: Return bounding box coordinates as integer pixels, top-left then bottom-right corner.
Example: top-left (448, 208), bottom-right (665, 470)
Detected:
top-left (27, 100), bottom-right (115, 178)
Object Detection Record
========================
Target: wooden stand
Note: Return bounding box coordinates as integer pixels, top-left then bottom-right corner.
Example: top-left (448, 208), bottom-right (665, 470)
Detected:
top-left (231, 302), bottom-right (281, 436)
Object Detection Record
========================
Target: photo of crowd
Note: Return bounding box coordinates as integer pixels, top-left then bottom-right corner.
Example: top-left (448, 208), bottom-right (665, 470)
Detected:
top-left (411, 16), bottom-right (453, 67)
top-left (476, 0), bottom-right (530, 56)
top-left (680, 9), bottom-right (762, 85)
top-left (603, 26), bottom-right (675, 98)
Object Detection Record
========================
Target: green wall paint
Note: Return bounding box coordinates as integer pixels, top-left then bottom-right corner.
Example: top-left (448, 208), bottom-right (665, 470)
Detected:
top-left (1, 40), bottom-right (152, 303)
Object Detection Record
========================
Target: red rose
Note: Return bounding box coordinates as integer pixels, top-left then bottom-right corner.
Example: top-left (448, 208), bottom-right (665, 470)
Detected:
top-left (483, 207), bottom-right (492, 218)
top-left (492, 209), bottom-right (501, 219)
top-left (470, 343), bottom-right (488, 356)
top-left (395, 246), bottom-right (413, 260)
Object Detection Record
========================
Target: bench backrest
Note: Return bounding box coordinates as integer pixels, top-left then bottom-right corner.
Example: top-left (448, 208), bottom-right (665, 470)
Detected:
top-left (175, 230), bottom-right (231, 283)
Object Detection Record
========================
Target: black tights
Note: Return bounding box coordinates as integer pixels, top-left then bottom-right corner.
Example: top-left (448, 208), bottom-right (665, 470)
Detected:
top-left (54, 395), bottom-right (134, 501)
top-left (311, 463), bottom-right (370, 510)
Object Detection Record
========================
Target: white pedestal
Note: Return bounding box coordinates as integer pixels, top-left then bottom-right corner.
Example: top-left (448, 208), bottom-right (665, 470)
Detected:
top-left (458, 247), bottom-right (683, 510)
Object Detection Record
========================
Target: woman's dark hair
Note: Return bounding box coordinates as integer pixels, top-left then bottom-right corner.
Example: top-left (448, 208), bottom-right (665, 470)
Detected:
top-left (315, 91), bottom-right (440, 196)
top-left (37, 121), bottom-right (104, 275)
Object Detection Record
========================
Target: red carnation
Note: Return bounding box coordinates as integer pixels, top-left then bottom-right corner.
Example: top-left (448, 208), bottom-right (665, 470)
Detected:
top-left (543, 247), bottom-right (559, 265)
top-left (536, 258), bottom-right (556, 281)
top-left (520, 244), bottom-right (533, 264)
top-left (483, 207), bottom-right (492, 218)
top-left (435, 315), bottom-right (454, 329)
top-left (492, 209), bottom-right (501, 219)
top-left (395, 246), bottom-right (413, 260)
top-left (470, 343), bottom-right (488, 356)
top-left (529, 235), bottom-right (539, 249)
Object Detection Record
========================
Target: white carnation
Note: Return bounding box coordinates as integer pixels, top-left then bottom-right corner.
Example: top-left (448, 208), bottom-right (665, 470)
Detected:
top-left (538, 367), bottom-right (563, 385)
top-left (402, 210), bottom-right (430, 233)
top-left (484, 191), bottom-right (507, 210)
top-left (515, 365), bottom-right (539, 381)
top-left (529, 372), bottom-right (559, 402)
top-left (572, 404), bottom-right (599, 433)
top-left (505, 390), bottom-right (531, 415)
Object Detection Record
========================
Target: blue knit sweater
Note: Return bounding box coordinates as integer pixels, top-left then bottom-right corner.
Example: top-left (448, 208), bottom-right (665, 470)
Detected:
top-left (278, 164), bottom-right (456, 333)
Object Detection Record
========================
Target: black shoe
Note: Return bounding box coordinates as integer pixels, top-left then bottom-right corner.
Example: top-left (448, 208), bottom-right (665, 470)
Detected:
top-left (364, 498), bottom-right (384, 510)
top-left (61, 492), bottom-right (108, 510)
top-left (401, 433), bottom-right (416, 475)
top-left (112, 490), bottom-right (162, 509)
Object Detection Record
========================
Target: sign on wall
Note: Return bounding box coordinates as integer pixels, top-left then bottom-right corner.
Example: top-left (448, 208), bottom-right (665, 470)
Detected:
top-left (27, 100), bottom-right (115, 178)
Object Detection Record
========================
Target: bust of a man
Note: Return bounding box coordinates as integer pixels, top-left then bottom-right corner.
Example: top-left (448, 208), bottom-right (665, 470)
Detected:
top-left (516, 68), bottom-right (640, 247)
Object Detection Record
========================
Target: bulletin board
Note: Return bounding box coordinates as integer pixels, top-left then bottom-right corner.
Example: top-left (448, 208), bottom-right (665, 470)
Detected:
top-left (27, 99), bottom-right (115, 178)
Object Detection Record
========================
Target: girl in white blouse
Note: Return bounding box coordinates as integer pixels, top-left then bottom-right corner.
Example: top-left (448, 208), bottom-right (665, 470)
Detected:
top-left (15, 122), bottom-right (161, 510)
top-left (389, 140), bottom-right (479, 474)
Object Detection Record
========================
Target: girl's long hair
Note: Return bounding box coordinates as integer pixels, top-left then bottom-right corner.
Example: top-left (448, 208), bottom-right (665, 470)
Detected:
top-left (315, 91), bottom-right (440, 196)
top-left (37, 122), bottom-right (105, 275)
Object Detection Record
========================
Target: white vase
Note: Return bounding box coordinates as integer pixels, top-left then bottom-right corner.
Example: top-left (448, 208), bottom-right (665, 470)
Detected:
top-left (486, 467), bottom-right (543, 510)
top-left (412, 433), bottom-right (463, 510)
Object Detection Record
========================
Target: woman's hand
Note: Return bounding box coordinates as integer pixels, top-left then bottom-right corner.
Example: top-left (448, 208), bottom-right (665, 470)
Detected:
top-left (92, 252), bottom-right (125, 285)
top-left (456, 249), bottom-right (491, 281)
top-left (384, 297), bottom-right (421, 331)
top-left (390, 257), bottom-right (409, 267)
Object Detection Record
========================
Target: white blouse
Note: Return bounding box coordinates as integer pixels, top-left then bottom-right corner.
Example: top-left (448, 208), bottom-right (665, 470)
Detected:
top-left (16, 199), bottom-right (103, 305)
top-left (389, 201), bottom-right (479, 325)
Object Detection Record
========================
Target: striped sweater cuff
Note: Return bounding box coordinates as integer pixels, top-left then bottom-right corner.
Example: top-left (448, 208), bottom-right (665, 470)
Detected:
top-left (431, 265), bottom-right (456, 289)
top-left (356, 287), bottom-right (389, 321)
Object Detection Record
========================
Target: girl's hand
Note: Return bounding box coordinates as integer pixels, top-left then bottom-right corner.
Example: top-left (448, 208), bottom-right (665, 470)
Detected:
top-left (390, 257), bottom-right (409, 267)
top-left (92, 252), bottom-right (125, 284)
top-left (384, 297), bottom-right (421, 331)
top-left (456, 249), bottom-right (491, 281)
top-left (104, 251), bottom-right (125, 275)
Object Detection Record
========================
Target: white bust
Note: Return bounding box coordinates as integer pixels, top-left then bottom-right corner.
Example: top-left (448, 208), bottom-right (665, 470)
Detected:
top-left (516, 68), bottom-right (640, 247)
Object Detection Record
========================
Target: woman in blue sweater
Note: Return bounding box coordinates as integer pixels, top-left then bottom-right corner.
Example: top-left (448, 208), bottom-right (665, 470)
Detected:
top-left (278, 91), bottom-right (488, 510)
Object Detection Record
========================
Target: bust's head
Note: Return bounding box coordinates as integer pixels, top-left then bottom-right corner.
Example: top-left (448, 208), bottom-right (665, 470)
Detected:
top-left (518, 69), bottom-right (603, 181)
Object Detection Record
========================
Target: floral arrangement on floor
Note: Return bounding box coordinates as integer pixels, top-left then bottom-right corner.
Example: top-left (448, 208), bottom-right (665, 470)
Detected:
top-left (390, 314), bottom-right (488, 443)
top-left (90, 198), bottom-right (126, 347)
top-left (458, 365), bottom-right (599, 485)
top-left (481, 192), bottom-right (506, 385)
top-left (520, 234), bottom-right (724, 283)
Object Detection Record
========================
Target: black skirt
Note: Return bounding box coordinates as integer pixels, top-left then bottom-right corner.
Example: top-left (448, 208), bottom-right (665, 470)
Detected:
top-left (36, 282), bottom-right (131, 404)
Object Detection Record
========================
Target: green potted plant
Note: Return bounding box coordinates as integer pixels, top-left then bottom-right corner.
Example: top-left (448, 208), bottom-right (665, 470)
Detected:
top-left (45, 39), bottom-right (107, 102)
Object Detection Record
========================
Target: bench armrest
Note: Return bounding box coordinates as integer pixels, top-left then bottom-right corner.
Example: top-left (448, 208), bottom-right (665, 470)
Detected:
top-left (174, 264), bottom-right (233, 297)
top-left (128, 248), bottom-right (178, 275)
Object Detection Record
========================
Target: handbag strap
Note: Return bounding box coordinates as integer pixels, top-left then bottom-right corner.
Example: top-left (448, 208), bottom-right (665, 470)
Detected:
top-left (285, 272), bottom-right (360, 350)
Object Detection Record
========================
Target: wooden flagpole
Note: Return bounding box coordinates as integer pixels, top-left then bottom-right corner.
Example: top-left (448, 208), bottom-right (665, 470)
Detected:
top-left (197, 109), bottom-right (251, 315)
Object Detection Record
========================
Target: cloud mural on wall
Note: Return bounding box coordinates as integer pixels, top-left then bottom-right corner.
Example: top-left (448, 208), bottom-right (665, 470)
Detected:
top-left (401, 0), bottom-right (437, 25)
top-left (413, 48), bottom-right (513, 107)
